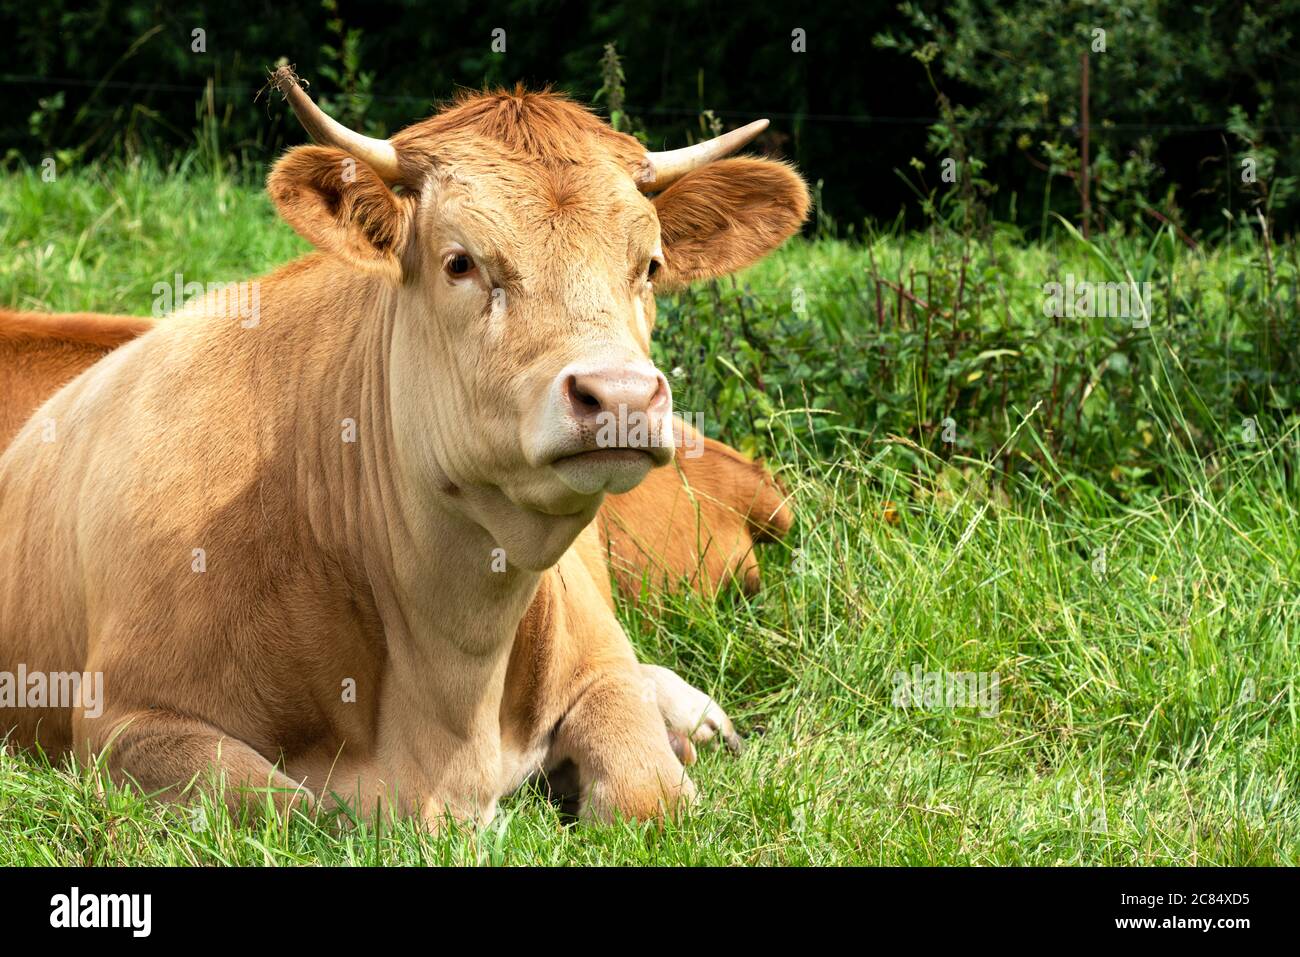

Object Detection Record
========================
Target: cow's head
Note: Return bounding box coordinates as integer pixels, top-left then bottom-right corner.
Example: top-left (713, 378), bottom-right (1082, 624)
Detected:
top-left (266, 67), bottom-right (807, 569)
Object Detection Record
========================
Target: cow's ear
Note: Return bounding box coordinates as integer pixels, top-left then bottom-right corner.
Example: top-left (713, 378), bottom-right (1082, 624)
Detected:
top-left (267, 145), bottom-right (412, 281)
top-left (652, 157), bottom-right (809, 289)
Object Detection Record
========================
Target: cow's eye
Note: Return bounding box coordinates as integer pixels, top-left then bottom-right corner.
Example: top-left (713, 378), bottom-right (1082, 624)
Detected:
top-left (445, 253), bottom-right (476, 278)
top-left (646, 257), bottom-right (663, 281)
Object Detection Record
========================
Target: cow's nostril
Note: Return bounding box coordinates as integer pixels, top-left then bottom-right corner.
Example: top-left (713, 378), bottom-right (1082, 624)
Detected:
top-left (560, 365), bottom-right (670, 432)
top-left (566, 375), bottom-right (602, 413)
top-left (649, 374), bottom-right (669, 410)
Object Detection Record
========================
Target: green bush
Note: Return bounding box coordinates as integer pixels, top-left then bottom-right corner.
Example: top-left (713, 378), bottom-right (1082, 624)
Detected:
top-left (658, 217), bottom-right (1299, 500)
top-left (874, 0), bottom-right (1300, 235)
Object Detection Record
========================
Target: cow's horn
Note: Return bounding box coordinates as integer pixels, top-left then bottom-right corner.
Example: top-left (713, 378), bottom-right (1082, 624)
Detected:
top-left (634, 119), bottom-right (770, 193)
top-left (270, 65), bottom-right (402, 183)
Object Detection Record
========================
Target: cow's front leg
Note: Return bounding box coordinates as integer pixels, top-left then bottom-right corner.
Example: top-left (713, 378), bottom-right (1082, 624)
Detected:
top-left (514, 556), bottom-right (696, 823)
top-left (641, 664), bottom-right (743, 765)
top-left (549, 666), bottom-right (696, 822)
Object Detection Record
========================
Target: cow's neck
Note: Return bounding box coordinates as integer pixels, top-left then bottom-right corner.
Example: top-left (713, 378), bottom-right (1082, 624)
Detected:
top-left (284, 259), bottom-right (545, 684)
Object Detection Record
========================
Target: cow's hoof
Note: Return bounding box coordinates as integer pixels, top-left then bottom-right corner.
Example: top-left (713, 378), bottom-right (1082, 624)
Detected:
top-left (643, 663), bottom-right (743, 756)
top-left (667, 729), bottom-right (698, 765)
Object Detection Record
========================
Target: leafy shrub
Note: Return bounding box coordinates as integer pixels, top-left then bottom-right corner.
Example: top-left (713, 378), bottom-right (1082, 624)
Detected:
top-left (658, 217), bottom-right (1299, 500)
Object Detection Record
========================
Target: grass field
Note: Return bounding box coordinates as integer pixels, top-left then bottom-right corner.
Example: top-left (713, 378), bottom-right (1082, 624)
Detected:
top-left (1, 161), bottom-right (1297, 865)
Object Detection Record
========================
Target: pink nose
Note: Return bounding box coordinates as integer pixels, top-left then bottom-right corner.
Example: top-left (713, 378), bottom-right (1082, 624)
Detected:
top-left (563, 366), bottom-right (670, 425)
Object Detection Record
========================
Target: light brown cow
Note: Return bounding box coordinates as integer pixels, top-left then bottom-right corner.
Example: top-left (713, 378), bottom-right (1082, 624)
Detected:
top-left (0, 308), bottom-right (791, 763)
top-left (0, 68), bottom-right (807, 825)
top-left (0, 310), bottom-right (794, 602)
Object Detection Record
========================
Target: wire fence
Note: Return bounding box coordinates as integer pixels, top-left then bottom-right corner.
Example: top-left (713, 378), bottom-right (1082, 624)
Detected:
top-left (5, 73), bottom-right (1300, 134)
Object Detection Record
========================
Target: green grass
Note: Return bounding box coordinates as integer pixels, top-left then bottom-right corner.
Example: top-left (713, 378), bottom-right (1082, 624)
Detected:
top-left (1, 160), bottom-right (1297, 865)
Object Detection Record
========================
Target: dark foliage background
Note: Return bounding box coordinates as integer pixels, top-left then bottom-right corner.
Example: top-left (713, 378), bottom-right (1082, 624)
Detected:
top-left (0, 0), bottom-right (1296, 236)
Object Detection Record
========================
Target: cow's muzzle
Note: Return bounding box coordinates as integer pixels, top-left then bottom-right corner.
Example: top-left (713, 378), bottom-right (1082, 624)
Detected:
top-left (533, 362), bottom-right (674, 495)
